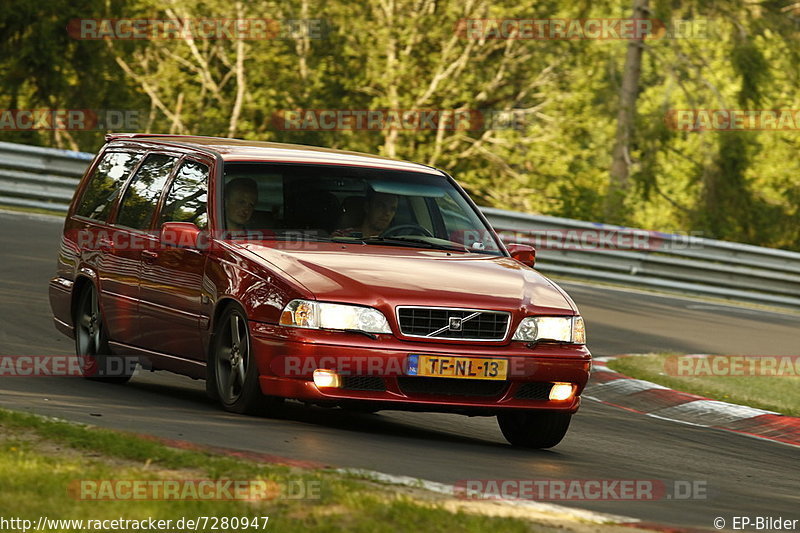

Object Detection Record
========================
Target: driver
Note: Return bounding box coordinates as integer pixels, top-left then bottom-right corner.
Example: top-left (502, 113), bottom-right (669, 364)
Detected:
top-left (335, 190), bottom-right (398, 238)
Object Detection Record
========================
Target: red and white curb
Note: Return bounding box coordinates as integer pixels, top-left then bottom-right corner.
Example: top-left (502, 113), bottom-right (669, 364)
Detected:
top-left (137, 433), bottom-right (643, 526)
top-left (334, 468), bottom-right (640, 526)
top-left (585, 356), bottom-right (800, 448)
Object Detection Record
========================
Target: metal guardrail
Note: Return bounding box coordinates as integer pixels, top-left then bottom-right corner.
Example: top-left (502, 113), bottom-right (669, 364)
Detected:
top-left (0, 141), bottom-right (93, 211)
top-left (1, 141), bottom-right (798, 308)
top-left (484, 208), bottom-right (800, 308)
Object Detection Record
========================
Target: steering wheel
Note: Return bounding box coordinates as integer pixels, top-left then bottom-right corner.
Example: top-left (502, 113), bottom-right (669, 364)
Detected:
top-left (380, 224), bottom-right (434, 238)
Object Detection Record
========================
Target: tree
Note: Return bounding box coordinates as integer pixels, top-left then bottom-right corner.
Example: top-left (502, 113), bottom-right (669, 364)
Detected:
top-left (606, 0), bottom-right (648, 223)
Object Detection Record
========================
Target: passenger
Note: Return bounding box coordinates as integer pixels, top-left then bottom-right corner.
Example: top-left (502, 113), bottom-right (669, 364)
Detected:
top-left (224, 178), bottom-right (258, 232)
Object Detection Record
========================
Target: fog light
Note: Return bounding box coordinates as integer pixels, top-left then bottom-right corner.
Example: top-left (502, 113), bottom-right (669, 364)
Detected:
top-left (549, 382), bottom-right (574, 401)
top-left (313, 369), bottom-right (341, 389)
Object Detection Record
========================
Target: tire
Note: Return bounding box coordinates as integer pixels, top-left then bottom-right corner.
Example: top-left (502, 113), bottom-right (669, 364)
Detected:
top-left (206, 305), bottom-right (282, 415)
top-left (497, 410), bottom-right (572, 449)
top-left (74, 284), bottom-right (134, 384)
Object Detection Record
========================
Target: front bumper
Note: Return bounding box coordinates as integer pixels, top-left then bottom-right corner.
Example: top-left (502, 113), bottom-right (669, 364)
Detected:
top-left (250, 322), bottom-right (591, 414)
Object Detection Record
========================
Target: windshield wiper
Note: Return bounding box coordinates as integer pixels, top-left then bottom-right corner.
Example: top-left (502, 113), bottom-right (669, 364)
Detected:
top-left (361, 237), bottom-right (469, 253)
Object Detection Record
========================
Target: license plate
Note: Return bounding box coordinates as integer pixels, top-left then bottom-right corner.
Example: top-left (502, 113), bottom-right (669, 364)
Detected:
top-left (406, 355), bottom-right (507, 380)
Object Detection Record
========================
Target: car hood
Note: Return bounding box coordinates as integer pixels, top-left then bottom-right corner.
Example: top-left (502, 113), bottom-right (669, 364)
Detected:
top-left (239, 242), bottom-right (576, 314)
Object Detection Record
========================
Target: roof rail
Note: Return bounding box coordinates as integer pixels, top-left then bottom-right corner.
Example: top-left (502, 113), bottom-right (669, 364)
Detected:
top-left (104, 133), bottom-right (191, 142)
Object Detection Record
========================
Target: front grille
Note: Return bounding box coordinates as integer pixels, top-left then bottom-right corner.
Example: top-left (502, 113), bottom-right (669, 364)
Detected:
top-left (397, 377), bottom-right (508, 397)
top-left (514, 382), bottom-right (553, 400)
top-left (342, 376), bottom-right (386, 391)
top-left (397, 307), bottom-right (510, 341)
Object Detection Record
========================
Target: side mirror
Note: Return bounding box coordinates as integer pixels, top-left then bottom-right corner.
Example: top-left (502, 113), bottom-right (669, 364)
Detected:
top-left (506, 243), bottom-right (536, 267)
top-left (160, 222), bottom-right (202, 249)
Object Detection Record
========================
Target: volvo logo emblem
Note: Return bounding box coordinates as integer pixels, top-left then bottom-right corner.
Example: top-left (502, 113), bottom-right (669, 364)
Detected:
top-left (425, 311), bottom-right (481, 338)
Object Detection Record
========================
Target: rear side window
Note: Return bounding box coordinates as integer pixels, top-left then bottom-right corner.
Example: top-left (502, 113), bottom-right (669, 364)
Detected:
top-left (75, 151), bottom-right (142, 221)
top-left (159, 160), bottom-right (209, 229)
top-left (115, 154), bottom-right (179, 230)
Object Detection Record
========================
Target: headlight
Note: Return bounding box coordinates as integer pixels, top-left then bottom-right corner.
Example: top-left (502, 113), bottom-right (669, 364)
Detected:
top-left (279, 299), bottom-right (391, 334)
top-left (512, 315), bottom-right (586, 344)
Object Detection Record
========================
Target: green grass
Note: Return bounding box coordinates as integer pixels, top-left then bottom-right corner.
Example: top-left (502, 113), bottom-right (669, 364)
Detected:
top-left (607, 353), bottom-right (800, 417)
top-left (0, 408), bottom-right (620, 533)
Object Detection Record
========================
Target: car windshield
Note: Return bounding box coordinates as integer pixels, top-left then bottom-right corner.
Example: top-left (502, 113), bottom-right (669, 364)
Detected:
top-left (220, 162), bottom-right (502, 255)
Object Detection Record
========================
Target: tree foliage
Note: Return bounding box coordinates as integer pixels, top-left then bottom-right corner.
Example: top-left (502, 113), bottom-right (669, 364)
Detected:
top-left (1, 0), bottom-right (798, 249)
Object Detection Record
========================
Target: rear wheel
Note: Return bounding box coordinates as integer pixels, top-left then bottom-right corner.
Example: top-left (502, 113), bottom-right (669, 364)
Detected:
top-left (206, 305), bottom-right (282, 415)
top-left (497, 411), bottom-right (572, 449)
top-left (74, 284), bottom-right (133, 383)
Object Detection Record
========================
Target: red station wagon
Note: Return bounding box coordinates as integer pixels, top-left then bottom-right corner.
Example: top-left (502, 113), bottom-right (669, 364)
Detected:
top-left (49, 134), bottom-right (591, 448)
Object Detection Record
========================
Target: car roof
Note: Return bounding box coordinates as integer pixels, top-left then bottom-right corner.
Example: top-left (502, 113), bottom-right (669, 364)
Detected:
top-left (105, 134), bottom-right (444, 176)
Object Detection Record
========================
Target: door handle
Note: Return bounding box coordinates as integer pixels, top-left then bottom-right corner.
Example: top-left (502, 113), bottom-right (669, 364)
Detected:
top-left (142, 250), bottom-right (159, 263)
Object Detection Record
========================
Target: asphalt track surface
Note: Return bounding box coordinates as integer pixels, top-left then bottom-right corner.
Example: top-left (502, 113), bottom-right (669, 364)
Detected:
top-left (1, 211), bottom-right (798, 530)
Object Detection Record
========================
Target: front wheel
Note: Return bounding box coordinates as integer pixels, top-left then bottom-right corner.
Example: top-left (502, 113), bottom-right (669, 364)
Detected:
top-left (206, 305), bottom-right (282, 415)
top-left (496, 411), bottom-right (572, 449)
